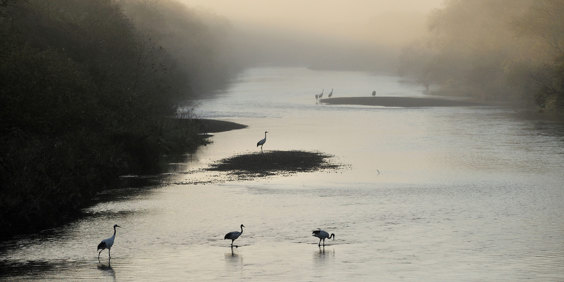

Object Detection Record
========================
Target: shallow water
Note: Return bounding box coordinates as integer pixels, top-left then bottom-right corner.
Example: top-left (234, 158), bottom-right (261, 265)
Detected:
top-left (1, 67), bottom-right (564, 281)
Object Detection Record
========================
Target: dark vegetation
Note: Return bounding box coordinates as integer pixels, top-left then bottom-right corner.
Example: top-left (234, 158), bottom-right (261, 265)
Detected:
top-left (208, 150), bottom-right (340, 178)
top-left (0, 0), bottom-right (241, 239)
top-left (196, 119), bottom-right (248, 134)
top-left (399, 0), bottom-right (564, 116)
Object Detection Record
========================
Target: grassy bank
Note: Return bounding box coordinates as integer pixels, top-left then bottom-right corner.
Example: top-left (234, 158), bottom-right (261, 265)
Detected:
top-left (0, 1), bottom-right (241, 239)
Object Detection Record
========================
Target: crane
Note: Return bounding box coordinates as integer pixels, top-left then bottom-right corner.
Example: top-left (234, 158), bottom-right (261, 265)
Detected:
top-left (257, 131), bottom-right (268, 152)
top-left (312, 229), bottom-right (335, 247)
top-left (224, 224), bottom-right (245, 248)
top-left (328, 88), bottom-right (333, 98)
top-left (97, 224), bottom-right (121, 260)
top-left (318, 89), bottom-right (324, 99)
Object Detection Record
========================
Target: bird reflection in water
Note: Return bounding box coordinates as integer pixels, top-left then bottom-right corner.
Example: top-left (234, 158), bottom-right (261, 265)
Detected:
top-left (97, 262), bottom-right (116, 281)
top-left (224, 248), bottom-right (243, 270)
top-left (314, 246), bottom-right (335, 264)
top-left (226, 247), bottom-right (239, 258)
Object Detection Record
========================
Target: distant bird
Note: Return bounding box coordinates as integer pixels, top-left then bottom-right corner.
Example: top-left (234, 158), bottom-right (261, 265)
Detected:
top-left (97, 224), bottom-right (121, 260)
top-left (318, 89), bottom-right (324, 99)
top-left (328, 88), bottom-right (333, 98)
top-left (257, 131), bottom-right (268, 152)
top-left (372, 90), bottom-right (376, 96)
top-left (224, 224), bottom-right (245, 248)
top-left (312, 229), bottom-right (335, 247)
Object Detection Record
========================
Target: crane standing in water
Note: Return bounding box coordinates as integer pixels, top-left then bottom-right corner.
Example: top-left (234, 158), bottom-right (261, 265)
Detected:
top-left (312, 229), bottom-right (335, 247)
top-left (224, 224), bottom-right (245, 248)
top-left (257, 131), bottom-right (268, 152)
top-left (97, 224), bottom-right (121, 260)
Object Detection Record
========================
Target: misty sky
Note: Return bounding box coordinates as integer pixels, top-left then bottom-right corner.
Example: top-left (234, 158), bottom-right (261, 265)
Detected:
top-left (184, 0), bottom-right (445, 47)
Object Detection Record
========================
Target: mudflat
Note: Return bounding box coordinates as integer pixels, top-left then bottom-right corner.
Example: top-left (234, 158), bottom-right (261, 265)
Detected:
top-left (207, 150), bottom-right (339, 177)
top-left (320, 96), bottom-right (481, 107)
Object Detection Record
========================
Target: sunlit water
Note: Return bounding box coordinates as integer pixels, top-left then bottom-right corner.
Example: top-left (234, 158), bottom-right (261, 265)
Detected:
top-left (2, 67), bottom-right (564, 281)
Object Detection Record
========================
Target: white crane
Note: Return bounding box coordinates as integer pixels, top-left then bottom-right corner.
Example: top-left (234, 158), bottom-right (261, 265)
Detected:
top-left (312, 229), bottom-right (335, 247)
top-left (256, 131), bottom-right (268, 152)
top-left (97, 224), bottom-right (121, 260)
top-left (224, 224), bottom-right (245, 248)
top-left (318, 89), bottom-right (324, 99)
top-left (328, 88), bottom-right (333, 98)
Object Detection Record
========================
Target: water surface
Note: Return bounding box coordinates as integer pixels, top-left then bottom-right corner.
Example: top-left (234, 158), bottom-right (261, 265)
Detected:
top-left (1, 67), bottom-right (564, 281)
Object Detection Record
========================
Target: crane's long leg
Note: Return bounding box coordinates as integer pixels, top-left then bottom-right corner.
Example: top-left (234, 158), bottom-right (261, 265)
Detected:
top-left (108, 249), bottom-right (111, 260)
top-left (323, 238), bottom-right (326, 246)
top-left (98, 250), bottom-right (102, 260)
top-left (318, 238), bottom-right (322, 247)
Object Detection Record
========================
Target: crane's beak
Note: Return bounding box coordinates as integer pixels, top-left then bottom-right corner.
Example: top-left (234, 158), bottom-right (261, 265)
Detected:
top-left (116, 225), bottom-right (121, 228)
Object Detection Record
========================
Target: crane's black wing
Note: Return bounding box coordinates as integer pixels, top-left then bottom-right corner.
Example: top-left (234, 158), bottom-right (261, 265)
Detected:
top-left (97, 241), bottom-right (107, 250)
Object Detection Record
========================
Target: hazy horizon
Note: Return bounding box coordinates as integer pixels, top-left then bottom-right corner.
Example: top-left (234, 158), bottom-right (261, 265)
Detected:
top-left (181, 0), bottom-right (446, 71)
top-left (183, 0), bottom-right (444, 45)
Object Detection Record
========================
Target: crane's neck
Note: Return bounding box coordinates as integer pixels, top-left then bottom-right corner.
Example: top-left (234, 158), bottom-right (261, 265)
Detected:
top-left (329, 233), bottom-right (334, 239)
top-left (240, 226), bottom-right (244, 234)
top-left (264, 132), bottom-right (267, 138)
top-left (112, 227), bottom-right (117, 238)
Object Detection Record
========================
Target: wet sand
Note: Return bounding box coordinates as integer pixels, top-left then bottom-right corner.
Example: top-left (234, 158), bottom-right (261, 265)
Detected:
top-left (320, 96), bottom-right (482, 107)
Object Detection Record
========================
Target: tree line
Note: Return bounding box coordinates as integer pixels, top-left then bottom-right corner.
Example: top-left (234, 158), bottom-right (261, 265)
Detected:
top-left (0, 0), bottom-right (240, 238)
top-left (399, 0), bottom-right (564, 115)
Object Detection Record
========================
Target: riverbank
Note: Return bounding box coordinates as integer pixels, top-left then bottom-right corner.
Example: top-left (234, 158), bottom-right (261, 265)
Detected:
top-left (195, 119), bottom-right (248, 133)
top-left (0, 118), bottom-right (247, 240)
top-left (320, 96), bottom-right (482, 107)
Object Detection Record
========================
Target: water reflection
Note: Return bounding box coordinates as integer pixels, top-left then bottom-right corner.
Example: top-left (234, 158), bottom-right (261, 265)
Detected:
top-left (1, 68), bottom-right (564, 280)
top-left (224, 248), bottom-right (241, 260)
top-left (0, 260), bottom-right (54, 279)
top-left (314, 246), bottom-right (335, 264)
top-left (97, 262), bottom-right (116, 281)
top-left (224, 248), bottom-right (243, 271)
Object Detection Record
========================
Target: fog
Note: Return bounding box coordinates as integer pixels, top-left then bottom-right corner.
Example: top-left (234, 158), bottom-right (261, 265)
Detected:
top-left (168, 0), bottom-right (562, 111)
top-left (182, 0), bottom-right (444, 71)
top-left (2, 0), bottom-right (564, 279)
top-left (399, 0), bottom-right (564, 109)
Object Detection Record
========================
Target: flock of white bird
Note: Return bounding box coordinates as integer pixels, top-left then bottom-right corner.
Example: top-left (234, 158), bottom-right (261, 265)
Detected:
top-left (314, 88), bottom-right (333, 101)
top-left (97, 223), bottom-right (335, 260)
top-left (97, 131), bottom-right (335, 260)
top-left (315, 88), bottom-right (377, 102)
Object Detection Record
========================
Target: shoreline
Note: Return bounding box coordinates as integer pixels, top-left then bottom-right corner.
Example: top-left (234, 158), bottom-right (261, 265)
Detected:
top-left (1, 118), bottom-right (248, 241)
top-left (320, 96), bottom-right (482, 107)
top-left (195, 118), bottom-right (248, 133)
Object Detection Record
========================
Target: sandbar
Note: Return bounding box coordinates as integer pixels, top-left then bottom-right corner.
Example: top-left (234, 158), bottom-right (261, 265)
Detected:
top-left (320, 96), bottom-right (481, 107)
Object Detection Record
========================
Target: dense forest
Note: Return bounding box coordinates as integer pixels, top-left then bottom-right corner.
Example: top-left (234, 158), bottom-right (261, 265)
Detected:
top-left (0, 0), bottom-right (241, 238)
top-left (399, 0), bottom-right (564, 115)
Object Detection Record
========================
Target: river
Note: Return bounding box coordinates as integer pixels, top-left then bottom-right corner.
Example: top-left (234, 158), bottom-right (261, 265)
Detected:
top-left (1, 67), bottom-right (564, 281)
